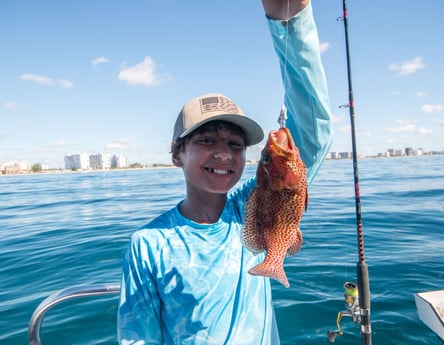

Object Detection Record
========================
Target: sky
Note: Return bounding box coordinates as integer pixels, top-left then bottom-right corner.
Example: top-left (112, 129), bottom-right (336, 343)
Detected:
top-left (1, 0), bottom-right (443, 168)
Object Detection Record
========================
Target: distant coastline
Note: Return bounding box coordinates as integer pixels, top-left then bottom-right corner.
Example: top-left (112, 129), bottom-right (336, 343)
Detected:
top-left (2, 153), bottom-right (443, 176)
top-left (0, 164), bottom-right (177, 176)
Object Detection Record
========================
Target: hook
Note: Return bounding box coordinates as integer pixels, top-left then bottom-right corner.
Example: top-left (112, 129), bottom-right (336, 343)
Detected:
top-left (277, 105), bottom-right (287, 128)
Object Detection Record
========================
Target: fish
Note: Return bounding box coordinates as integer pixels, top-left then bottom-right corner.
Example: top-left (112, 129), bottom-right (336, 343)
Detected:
top-left (242, 127), bottom-right (308, 288)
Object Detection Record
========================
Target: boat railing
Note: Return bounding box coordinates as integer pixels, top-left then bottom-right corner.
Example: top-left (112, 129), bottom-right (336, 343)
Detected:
top-left (29, 282), bottom-right (120, 345)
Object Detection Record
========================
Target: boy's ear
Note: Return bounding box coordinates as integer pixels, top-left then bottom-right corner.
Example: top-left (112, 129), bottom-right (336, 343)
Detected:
top-left (171, 151), bottom-right (183, 167)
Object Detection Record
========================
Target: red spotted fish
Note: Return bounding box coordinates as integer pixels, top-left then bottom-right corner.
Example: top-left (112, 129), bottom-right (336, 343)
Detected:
top-left (243, 127), bottom-right (308, 288)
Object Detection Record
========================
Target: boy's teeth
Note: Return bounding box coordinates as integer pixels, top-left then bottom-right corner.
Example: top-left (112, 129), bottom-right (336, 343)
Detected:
top-left (213, 168), bottom-right (228, 175)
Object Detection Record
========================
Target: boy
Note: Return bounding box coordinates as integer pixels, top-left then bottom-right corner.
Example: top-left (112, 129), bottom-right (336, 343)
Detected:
top-left (118, 0), bottom-right (332, 344)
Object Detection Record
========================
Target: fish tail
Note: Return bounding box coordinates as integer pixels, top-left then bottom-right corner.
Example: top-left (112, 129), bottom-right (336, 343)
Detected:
top-left (248, 262), bottom-right (290, 288)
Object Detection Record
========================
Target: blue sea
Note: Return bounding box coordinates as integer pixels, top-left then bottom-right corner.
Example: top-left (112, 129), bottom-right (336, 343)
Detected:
top-left (1, 156), bottom-right (443, 345)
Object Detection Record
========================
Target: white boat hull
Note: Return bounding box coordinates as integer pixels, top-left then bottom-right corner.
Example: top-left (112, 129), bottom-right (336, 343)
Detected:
top-left (414, 290), bottom-right (444, 342)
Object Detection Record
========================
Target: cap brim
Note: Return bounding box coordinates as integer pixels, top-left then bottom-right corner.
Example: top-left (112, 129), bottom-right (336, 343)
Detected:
top-left (179, 114), bottom-right (264, 146)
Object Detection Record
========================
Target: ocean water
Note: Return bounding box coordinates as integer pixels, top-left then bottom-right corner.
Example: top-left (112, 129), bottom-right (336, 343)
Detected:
top-left (0, 156), bottom-right (443, 345)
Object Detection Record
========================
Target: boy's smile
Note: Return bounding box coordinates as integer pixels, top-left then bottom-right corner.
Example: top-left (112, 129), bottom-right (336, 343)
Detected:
top-left (205, 167), bottom-right (233, 175)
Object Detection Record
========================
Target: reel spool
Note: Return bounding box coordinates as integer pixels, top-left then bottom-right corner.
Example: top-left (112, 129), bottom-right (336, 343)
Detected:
top-left (327, 282), bottom-right (361, 343)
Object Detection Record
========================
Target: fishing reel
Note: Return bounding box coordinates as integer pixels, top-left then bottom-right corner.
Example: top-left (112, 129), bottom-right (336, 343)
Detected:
top-left (327, 282), bottom-right (361, 343)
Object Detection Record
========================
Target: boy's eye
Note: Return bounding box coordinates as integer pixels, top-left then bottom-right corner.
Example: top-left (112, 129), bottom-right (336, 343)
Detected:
top-left (229, 141), bottom-right (245, 149)
top-left (198, 137), bottom-right (215, 145)
top-left (194, 135), bottom-right (245, 149)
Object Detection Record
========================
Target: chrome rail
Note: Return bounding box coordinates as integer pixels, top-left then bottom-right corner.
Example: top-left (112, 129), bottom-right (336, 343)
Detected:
top-left (29, 283), bottom-right (120, 345)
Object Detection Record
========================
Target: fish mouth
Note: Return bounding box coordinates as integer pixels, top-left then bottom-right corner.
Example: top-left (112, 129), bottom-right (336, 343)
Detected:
top-left (205, 167), bottom-right (234, 175)
top-left (270, 128), bottom-right (294, 152)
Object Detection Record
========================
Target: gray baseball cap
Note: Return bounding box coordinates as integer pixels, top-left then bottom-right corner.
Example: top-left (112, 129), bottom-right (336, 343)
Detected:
top-left (172, 93), bottom-right (264, 146)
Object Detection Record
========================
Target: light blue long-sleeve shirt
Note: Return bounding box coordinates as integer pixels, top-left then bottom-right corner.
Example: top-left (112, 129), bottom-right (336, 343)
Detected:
top-left (118, 4), bottom-right (332, 345)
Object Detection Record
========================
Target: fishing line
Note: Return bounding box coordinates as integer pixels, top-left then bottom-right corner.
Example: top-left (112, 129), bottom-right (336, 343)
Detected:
top-left (281, 0), bottom-right (291, 97)
top-left (278, 0), bottom-right (291, 129)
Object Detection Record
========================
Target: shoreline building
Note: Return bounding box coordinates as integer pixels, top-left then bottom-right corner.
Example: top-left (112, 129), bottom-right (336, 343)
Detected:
top-left (90, 153), bottom-right (111, 170)
top-left (0, 161), bottom-right (30, 174)
top-left (64, 153), bottom-right (90, 170)
top-left (111, 154), bottom-right (127, 169)
top-left (64, 152), bottom-right (127, 170)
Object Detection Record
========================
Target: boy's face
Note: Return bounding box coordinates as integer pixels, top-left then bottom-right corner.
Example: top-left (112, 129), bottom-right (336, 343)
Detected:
top-left (173, 121), bottom-right (246, 195)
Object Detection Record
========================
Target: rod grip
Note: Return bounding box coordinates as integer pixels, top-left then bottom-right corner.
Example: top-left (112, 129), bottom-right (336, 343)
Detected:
top-left (357, 261), bottom-right (372, 344)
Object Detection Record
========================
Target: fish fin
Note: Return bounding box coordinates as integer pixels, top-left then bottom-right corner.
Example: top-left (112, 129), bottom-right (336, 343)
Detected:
top-left (242, 189), bottom-right (265, 254)
top-left (286, 229), bottom-right (303, 256)
top-left (249, 262), bottom-right (290, 288)
top-left (305, 187), bottom-right (309, 211)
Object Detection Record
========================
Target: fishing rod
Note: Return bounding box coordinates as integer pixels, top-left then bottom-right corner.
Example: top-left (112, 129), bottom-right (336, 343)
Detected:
top-left (327, 1), bottom-right (372, 344)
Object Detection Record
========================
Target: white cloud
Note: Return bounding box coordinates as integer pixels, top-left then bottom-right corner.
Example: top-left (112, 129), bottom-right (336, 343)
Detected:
top-left (58, 79), bottom-right (74, 88)
top-left (319, 41), bottom-right (331, 54)
top-left (3, 100), bottom-right (27, 110)
top-left (118, 56), bottom-right (172, 86)
top-left (388, 56), bottom-right (425, 75)
top-left (92, 57), bottom-right (110, 68)
top-left (20, 73), bottom-right (73, 89)
top-left (388, 124), bottom-right (416, 132)
top-left (3, 101), bottom-right (17, 109)
top-left (337, 125), bottom-right (351, 133)
top-left (53, 140), bottom-right (69, 147)
top-left (106, 138), bottom-right (131, 149)
top-left (331, 113), bottom-right (346, 123)
top-left (21, 73), bottom-right (54, 85)
top-left (387, 123), bottom-right (432, 134)
top-left (417, 127), bottom-right (432, 134)
top-left (416, 91), bottom-right (427, 97)
top-left (394, 119), bottom-right (411, 125)
top-left (421, 104), bottom-right (444, 113)
top-left (359, 131), bottom-right (372, 138)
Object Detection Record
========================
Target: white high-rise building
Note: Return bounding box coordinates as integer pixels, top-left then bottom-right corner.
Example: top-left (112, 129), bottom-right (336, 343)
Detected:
top-left (64, 152), bottom-right (126, 170)
top-left (64, 153), bottom-right (90, 170)
top-left (111, 154), bottom-right (127, 168)
top-left (90, 153), bottom-right (111, 169)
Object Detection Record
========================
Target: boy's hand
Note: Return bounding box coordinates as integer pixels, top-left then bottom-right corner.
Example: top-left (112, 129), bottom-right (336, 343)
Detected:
top-left (262, 0), bottom-right (309, 20)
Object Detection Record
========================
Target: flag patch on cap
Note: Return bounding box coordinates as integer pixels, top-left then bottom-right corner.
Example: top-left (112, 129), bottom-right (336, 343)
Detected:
top-left (200, 95), bottom-right (241, 114)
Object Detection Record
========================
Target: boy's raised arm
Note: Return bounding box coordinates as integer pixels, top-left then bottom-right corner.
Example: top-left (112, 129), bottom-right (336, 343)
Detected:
top-left (264, 0), bottom-right (332, 184)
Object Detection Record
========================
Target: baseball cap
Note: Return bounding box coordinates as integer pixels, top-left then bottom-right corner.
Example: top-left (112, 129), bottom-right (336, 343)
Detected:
top-left (172, 93), bottom-right (264, 146)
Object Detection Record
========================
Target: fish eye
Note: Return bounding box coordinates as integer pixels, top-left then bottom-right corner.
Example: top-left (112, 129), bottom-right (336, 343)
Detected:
top-left (261, 154), bottom-right (271, 165)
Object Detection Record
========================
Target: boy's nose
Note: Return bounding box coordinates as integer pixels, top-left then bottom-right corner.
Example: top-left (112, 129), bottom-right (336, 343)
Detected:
top-left (214, 152), bottom-right (232, 161)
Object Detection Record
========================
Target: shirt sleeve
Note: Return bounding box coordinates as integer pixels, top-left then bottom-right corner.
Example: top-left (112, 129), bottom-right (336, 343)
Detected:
top-left (117, 233), bottom-right (163, 345)
top-left (266, 3), bottom-right (332, 185)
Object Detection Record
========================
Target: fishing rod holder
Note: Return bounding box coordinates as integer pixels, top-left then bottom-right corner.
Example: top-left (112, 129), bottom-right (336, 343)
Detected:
top-left (327, 282), bottom-right (361, 343)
